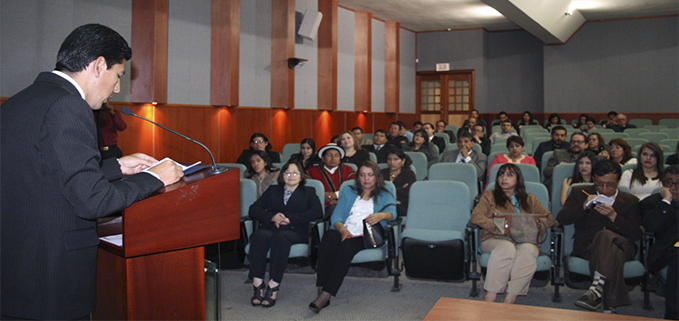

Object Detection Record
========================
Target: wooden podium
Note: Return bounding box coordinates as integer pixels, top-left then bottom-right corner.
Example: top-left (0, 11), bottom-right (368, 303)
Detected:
top-left (93, 167), bottom-right (240, 320)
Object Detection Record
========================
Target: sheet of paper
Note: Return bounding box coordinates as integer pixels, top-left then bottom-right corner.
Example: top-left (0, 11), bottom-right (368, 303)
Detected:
top-left (143, 157), bottom-right (201, 173)
top-left (100, 234), bottom-right (123, 246)
top-left (585, 194), bottom-right (615, 208)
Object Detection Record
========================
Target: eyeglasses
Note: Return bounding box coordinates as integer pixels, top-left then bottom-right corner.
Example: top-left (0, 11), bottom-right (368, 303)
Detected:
top-left (283, 171), bottom-right (300, 177)
top-left (662, 180), bottom-right (679, 188)
top-left (571, 140), bottom-right (586, 144)
top-left (252, 140), bottom-right (265, 144)
top-left (594, 182), bottom-right (617, 188)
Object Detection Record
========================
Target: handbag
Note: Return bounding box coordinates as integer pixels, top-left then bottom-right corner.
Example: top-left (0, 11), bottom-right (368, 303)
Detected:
top-left (492, 213), bottom-right (549, 245)
top-left (363, 203), bottom-right (396, 249)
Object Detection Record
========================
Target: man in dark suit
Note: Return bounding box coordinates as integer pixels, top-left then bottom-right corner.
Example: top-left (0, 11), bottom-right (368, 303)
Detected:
top-left (423, 122), bottom-right (446, 153)
top-left (363, 129), bottom-right (391, 163)
top-left (472, 124), bottom-right (491, 156)
top-left (435, 120), bottom-right (456, 143)
top-left (1, 24), bottom-right (183, 320)
top-left (387, 122), bottom-right (408, 147)
top-left (441, 132), bottom-right (487, 180)
top-left (640, 165), bottom-right (678, 320)
top-left (558, 160), bottom-right (642, 314)
top-left (608, 113), bottom-right (637, 132)
top-left (533, 125), bottom-right (569, 167)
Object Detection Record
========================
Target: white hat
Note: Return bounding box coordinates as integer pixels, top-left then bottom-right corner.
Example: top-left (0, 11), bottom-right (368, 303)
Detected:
top-left (318, 143), bottom-right (345, 159)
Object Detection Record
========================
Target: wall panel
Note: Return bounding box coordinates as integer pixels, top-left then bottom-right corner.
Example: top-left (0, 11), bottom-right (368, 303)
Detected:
top-left (337, 8), bottom-right (355, 111)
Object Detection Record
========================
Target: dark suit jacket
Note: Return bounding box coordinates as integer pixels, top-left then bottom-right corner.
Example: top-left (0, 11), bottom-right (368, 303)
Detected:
top-left (609, 124), bottom-right (637, 132)
top-left (557, 185), bottom-right (642, 257)
top-left (640, 194), bottom-right (678, 272)
top-left (440, 150), bottom-right (487, 180)
top-left (363, 144), bottom-right (392, 163)
top-left (249, 185), bottom-right (323, 239)
top-left (1, 72), bottom-right (163, 319)
top-left (430, 136), bottom-right (446, 154)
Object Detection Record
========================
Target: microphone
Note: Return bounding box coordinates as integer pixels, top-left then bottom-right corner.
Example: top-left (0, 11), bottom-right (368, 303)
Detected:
top-left (120, 107), bottom-right (227, 174)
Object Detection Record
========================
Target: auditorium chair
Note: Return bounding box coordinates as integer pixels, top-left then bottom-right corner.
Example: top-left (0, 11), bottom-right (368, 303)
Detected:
top-left (658, 118), bottom-right (679, 128)
top-left (281, 143), bottom-right (300, 163)
top-left (217, 163), bottom-right (247, 178)
top-left (428, 163), bottom-right (479, 207)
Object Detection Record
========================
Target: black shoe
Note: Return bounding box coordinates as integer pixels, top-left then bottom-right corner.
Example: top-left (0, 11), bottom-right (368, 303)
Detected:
top-left (261, 285), bottom-right (279, 308)
top-left (574, 290), bottom-right (602, 311)
top-left (308, 300), bottom-right (330, 314)
top-left (251, 283), bottom-right (266, 306)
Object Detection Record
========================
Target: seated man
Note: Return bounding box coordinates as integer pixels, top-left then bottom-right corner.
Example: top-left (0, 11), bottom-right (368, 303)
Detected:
top-left (411, 121), bottom-right (423, 134)
top-left (558, 160), bottom-right (642, 314)
top-left (423, 122), bottom-right (446, 153)
top-left (601, 111), bottom-right (618, 128)
top-left (543, 132), bottom-right (589, 191)
top-left (352, 126), bottom-right (372, 146)
top-left (398, 120), bottom-right (414, 142)
top-left (387, 121), bottom-right (408, 147)
top-left (465, 109), bottom-right (487, 128)
top-left (306, 144), bottom-right (356, 215)
top-left (363, 129), bottom-right (391, 163)
top-left (533, 125), bottom-right (569, 167)
top-left (457, 116), bottom-right (476, 138)
top-left (435, 120), bottom-right (456, 143)
top-left (608, 113), bottom-right (637, 132)
top-left (441, 132), bottom-right (487, 181)
top-left (472, 123), bottom-right (491, 156)
top-left (489, 120), bottom-right (518, 144)
top-left (640, 165), bottom-right (678, 320)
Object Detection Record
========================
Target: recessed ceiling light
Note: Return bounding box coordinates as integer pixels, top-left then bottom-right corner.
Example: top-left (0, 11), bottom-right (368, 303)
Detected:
top-left (476, 7), bottom-right (502, 16)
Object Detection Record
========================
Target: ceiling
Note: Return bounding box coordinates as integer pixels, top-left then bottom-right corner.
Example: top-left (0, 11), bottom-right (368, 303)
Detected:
top-left (337, 0), bottom-right (678, 42)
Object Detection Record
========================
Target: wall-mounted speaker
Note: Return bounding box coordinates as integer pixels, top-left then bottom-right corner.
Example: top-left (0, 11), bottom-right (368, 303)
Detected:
top-left (297, 10), bottom-right (323, 41)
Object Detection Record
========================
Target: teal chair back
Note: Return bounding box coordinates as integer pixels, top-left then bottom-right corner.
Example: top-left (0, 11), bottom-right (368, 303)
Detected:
top-left (530, 137), bottom-right (551, 156)
top-left (218, 163), bottom-right (247, 178)
top-left (550, 163), bottom-right (575, 215)
top-left (434, 132), bottom-right (450, 145)
top-left (623, 128), bottom-right (650, 138)
top-left (644, 125), bottom-right (668, 131)
top-left (305, 179), bottom-right (326, 215)
top-left (639, 132), bottom-right (669, 142)
top-left (368, 152), bottom-right (378, 163)
top-left (363, 133), bottom-right (374, 141)
top-left (490, 144), bottom-right (508, 155)
top-left (428, 163), bottom-right (478, 206)
top-left (281, 143), bottom-right (300, 163)
top-left (240, 178), bottom-right (258, 219)
top-left (600, 132), bottom-right (629, 142)
top-left (445, 125), bottom-right (458, 134)
top-left (488, 163), bottom-right (540, 186)
top-left (628, 118), bottom-right (652, 128)
top-left (660, 139), bottom-right (678, 152)
top-left (540, 151), bottom-right (554, 182)
top-left (404, 151), bottom-right (428, 181)
top-left (624, 138), bottom-right (649, 148)
top-left (402, 181), bottom-right (470, 242)
top-left (659, 119), bottom-right (679, 128)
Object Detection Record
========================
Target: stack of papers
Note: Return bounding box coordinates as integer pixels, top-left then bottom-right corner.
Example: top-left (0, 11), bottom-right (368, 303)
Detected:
top-left (143, 157), bottom-right (201, 174)
top-left (585, 194), bottom-right (615, 208)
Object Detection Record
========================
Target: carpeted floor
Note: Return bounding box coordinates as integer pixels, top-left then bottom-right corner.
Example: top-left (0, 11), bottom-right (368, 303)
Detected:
top-left (211, 267), bottom-right (666, 320)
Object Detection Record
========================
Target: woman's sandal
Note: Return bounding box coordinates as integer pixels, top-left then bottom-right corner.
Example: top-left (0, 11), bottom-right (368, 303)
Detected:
top-left (308, 300), bottom-right (330, 314)
top-left (251, 283), bottom-right (266, 306)
top-left (261, 285), bottom-right (280, 308)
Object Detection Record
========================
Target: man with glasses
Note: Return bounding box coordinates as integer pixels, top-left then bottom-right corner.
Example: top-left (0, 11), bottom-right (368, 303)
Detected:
top-left (543, 132), bottom-right (588, 192)
top-left (640, 165), bottom-right (678, 319)
top-left (534, 125), bottom-right (569, 167)
top-left (558, 160), bottom-right (642, 314)
top-left (472, 124), bottom-right (491, 156)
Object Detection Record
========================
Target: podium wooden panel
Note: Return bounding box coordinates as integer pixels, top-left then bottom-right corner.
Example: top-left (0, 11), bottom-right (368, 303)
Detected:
top-left (94, 167), bottom-right (240, 320)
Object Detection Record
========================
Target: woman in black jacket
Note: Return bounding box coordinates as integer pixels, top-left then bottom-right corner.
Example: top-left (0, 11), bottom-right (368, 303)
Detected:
top-left (248, 161), bottom-right (323, 308)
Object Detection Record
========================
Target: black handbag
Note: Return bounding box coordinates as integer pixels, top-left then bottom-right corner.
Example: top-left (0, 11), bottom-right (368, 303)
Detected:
top-left (362, 203), bottom-right (396, 249)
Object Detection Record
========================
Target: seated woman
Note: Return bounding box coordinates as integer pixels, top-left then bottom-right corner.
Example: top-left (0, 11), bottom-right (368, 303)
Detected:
top-left (545, 113), bottom-right (562, 131)
top-left (309, 161), bottom-right (396, 313)
top-left (619, 142), bottom-right (664, 200)
top-left (587, 132), bottom-right (606, 155)
top-left (338, 130), bottom-right (370, 165)
top-left (246, 151), bottom-right (280, 198)
top-left (487, 136), bottom-right (536, 181)
top-left (471, 163), bottom-right (554, 304)
top-left (381, 148), bottom-right (416, 217)
top-left (402, 129), bottom-right (439, 168)
top-left (516, 111), bottom-right (538, 130)
top-left (289, 138), bottom-right (320, 170)
top-left (248, 161), bottom-right (323, 308)
top-left (237, 133), bottom-right (281, 166)
top-left (560, 151), bottom-right (597, 206)
top-left (582, 117), bottom-right (597, 133)
top-left (603, 138), bottom-right (636, 167)
top-left (572, 113), bottom-right (589, 129)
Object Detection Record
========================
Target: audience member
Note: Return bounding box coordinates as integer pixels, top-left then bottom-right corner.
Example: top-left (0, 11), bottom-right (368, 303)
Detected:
top-left (397, 121), bottom-right (413, 142)
top-left (237, 133), bottom-right (281, 166)
top-left (533, 125), bottom-right (569, 167)
top-left (471, 164), bottom-right (554, 304)
top-left (289, 138), bottom-right (320, 171)
top-left (608, 113), bottom-right (637, 132)
top-left (544, 132), bottom-right (589, 191)
top-left (441, 132), bottom-right (487, 180)
top-left (601, 111), bottom-right (618, 128)
top-left (497, 111), bottom-right (511, 125)
top-left (362, 129), bottom-right (391, 163)
top-left (387, 122), bottom-right (408, 147)
top-left (246, 150), bottom-right (280, 199)
top-left (472, 124), bottom-right (491, 156)
top-left (640, 165), bottom-right (678, 320)
top-left (516, 111), bottom-right (539, 130)
top-left (95, 102), bottom-right (127, 159)
top-left (458, 116), bottom-right (477, 138)
top-left (489, 120), bottom-right (518, 144)
top-left (487, 136), bottom-right (536, 181)
top-left (573, 114), bottom-right (589, 129)
top-left (248, 161), bottom-right (322, 308)
top-left (402, 129), bottom-right (439, 168)
top-left (306, 144), bottom-right (356, 213)
top-left (469, 109), bottom-right (488, 128)
top-left (558, 160), bottom-right (642, 314)
top-left (411, 121), bottom-right (423, 133)
top-left (667, 141), bottom-right (679, 165)
top-left (619, 142), bottom-right (664, 200)
top-left (560, 151), bottom-right (597, 206)
top-left (424, 122), bottom-right (446, 153)
top-left (545, 113), bottom-right (562, 131)
top-left (435, 120), bottom-right (456, 143)
top-left (382, 148), bottom-right (416, 217)
top-left (582, 117), bottom-right (597, 133)
top-left (587, 132), bottom-right (607, 156)
top-left (605, 138), bottom-right (637, 167)
top-left (338, 130), bottom-right (370, 165)
top-left (352, 127), bottom-right (372, 146)
top-left (310, 161), bottom-right (396, 314)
